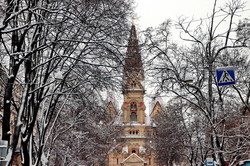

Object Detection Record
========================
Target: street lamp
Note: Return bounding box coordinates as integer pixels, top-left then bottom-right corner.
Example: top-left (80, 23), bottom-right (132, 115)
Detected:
top-left (183, 72), bottom-right (193, 83)
top-left (54, 71), bottom-right (64, 82)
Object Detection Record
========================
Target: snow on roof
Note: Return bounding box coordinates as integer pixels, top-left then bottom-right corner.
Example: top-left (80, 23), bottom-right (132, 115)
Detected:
top-left (115, 120), bottom-right (152, 127)
top-left (112, 109), bottom-right (154, 127)
top-left (120, 136), bottom-right (147, 139)
top-left (121, 153), bottom-right (147, 164)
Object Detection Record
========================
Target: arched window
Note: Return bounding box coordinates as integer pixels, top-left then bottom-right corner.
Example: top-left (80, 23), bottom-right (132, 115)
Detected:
top-left (130, 102), bottom-right (137, 110)
top-left (131, 81), bottom-right (136, 88)
top-left (132, 150), bottom-right (136, 153)
top-left (130, 112), bottom-right (137, 122)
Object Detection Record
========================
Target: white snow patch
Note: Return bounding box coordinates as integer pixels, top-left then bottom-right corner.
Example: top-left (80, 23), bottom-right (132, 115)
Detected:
top-left (122, 146), bottom-right (128, 153)
top-left (41, 153), bottom-right (48, 166)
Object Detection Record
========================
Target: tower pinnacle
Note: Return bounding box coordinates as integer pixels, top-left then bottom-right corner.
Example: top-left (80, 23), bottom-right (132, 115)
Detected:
top-left (124, 25), bottom-right (143, 78)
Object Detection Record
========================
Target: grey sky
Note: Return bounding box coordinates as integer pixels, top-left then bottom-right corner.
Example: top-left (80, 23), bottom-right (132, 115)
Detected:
top-left (135, 0), bottom-right (250, 29)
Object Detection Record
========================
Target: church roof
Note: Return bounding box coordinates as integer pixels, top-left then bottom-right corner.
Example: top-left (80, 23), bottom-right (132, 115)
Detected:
top-left (121, 153), bottom-right (147, 164)
top-left (149, 95), bottom-right (165, 116)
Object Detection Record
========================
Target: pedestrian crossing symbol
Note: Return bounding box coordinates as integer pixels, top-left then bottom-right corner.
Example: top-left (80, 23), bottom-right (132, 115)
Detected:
top-left (216, 67), bottom-right (236, 86)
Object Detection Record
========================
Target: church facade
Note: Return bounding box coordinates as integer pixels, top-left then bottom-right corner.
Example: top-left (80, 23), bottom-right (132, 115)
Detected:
top-left (106, 25), bottom-right (162, 166)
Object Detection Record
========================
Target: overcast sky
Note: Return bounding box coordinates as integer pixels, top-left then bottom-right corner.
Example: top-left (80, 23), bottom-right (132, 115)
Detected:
top-left (134, 0), bottom-right (250, 109)
top-left (135, 0), bottom-right (250, 29)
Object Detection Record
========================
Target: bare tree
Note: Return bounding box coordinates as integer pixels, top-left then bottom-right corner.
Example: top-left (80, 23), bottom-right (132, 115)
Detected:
top-left (45, 91), bottom-right (121, 166)
top-left (151, 98), bottom-right (188, 166)
top-left (144, 0), bottom-right (250, 165)
top-left (0, 0), bottom-right (134, 165)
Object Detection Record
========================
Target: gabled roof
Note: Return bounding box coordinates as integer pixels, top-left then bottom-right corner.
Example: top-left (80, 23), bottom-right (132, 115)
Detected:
top-left (121, 153), bottom-right (147, 164)
top-left (107, 101), bottom-right (117, 113)
top-left (150, 101), bottom-right (163, 117)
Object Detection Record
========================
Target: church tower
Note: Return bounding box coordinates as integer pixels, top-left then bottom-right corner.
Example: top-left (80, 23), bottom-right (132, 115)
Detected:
top-left (122, 24), bottom-right (146, 125)
top-left (106, 24), bottom-right (158, 166)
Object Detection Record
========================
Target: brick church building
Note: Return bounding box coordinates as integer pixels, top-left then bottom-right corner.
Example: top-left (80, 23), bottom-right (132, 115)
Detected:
top-left (106, 24), bottom-right (162, 166)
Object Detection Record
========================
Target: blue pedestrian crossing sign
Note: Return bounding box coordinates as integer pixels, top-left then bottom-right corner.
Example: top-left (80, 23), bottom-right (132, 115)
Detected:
top-left (206, 158), bottom-right (214, 166)
top-left (216, 67), bottom-right (236, 86)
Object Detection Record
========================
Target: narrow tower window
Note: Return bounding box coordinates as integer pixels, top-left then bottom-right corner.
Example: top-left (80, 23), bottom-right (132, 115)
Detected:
top-left (130, 112), bottom-right (137, 122)
top-left (131, 81), bottom-right (136, 88)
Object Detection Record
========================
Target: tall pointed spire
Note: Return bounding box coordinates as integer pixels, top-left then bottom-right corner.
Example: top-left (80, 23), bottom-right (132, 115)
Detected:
top-left (124, 24), bottom-right (143, 77)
